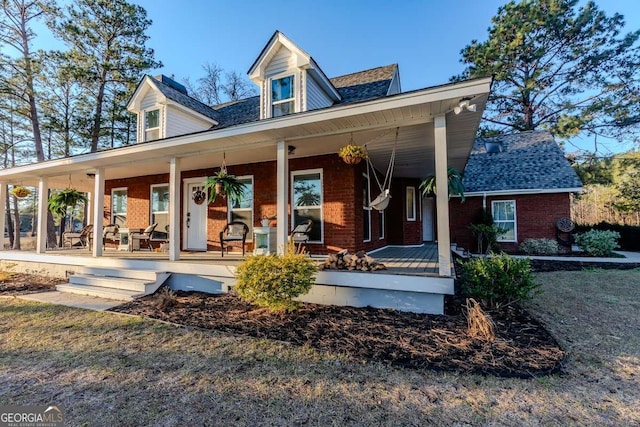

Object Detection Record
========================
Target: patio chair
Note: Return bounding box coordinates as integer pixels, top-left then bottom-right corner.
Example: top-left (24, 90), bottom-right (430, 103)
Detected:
top-left (101, 224), bottom-right (120, 249)
top-left (289, 219), bottom-right (313, 245)
top-left (130, 223), bottom-right (157, 251)
top-left (62, 224), bottom-right (93, 248)
top-left (219, 221), bottom-right (249, 257)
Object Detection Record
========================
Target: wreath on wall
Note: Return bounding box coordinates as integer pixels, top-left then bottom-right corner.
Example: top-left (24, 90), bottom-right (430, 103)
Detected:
top-left (192, 189), bottom-right (206, 205)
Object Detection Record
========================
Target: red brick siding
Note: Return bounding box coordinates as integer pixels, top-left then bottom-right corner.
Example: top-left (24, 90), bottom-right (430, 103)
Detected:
top-left (103, 154), bottom-right (392, 254)
top-left (448, 193), bottom-right (572, 252)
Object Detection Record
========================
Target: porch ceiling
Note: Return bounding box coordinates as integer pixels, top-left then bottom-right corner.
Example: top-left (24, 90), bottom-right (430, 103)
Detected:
top-left (0, 78), bottom-right (490, 191)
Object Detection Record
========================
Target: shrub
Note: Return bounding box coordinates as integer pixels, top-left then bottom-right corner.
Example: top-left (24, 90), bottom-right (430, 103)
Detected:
top-left (575, 222), bottom-right (640, 251)
top-left (234, 241), bottom-right (316, 312)
top-left (519, 238), bottom-right (559, 255)
top-left (457, 254), bottom-right (539, 310)
top-left (574, 229), bottom-right (620, 256)
top-left (154, 287), bottom-right (177, 310)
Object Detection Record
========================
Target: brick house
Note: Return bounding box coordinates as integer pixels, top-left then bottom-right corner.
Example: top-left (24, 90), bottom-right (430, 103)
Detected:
top-left (0, 31), bottom-right (515, 314)
top-left (449, 131), bottom-right (582, 253)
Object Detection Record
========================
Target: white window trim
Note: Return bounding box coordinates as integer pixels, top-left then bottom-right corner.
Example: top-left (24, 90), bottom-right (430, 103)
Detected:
top-left (291, 168), bottom-right (323, 244)
top-left (379, 210), bottom-right (385, 240)
top-left (268, 72), bottom-right (296, 118)
top-left (227, 175), bottom-right (254, 242)
top-left (363, 172), bottom-right (371, 243)
top-left (143, 108), bottom-right (161, 142)
top-left (111, 187), bottom-right (127, 225)
top-left (150, 183), bottom-right (169, 241)
top-left (492, 200), bottom-right (518, 242)
top-left (406, 186), bottom-right (417, 221)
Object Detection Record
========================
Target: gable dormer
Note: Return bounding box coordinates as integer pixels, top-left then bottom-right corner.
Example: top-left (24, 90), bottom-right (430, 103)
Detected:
top-left (248, 31), bottom-right (341, 119)
top-left (127, 75), bottom-right (218, 143)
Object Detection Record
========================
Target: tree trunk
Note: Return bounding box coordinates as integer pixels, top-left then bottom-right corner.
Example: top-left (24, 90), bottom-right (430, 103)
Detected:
top-left (5, 190), bottom-right (13, 249)
top-left (12, 195), bottom-right (20, 250)
top-left (90, 76), bottom-right (108, 152)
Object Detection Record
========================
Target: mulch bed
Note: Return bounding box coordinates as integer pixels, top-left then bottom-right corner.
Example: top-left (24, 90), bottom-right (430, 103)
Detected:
top-left (110, 290), bottom-right (565, 378)
top-left (0, 273), bottom-right (65, 295)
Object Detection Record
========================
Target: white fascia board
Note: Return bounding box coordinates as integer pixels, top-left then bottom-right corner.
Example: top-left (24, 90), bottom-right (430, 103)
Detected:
top-left (165, 100), bottom-right (218, 126)
top-left (460, 187), bottom-right (583, 197)
top-left (0, 77), bottom-right (492, 181)
top-left (308, 58), bottom-right (341, 101)
top-left (126, 76), bottom-right (166, 112)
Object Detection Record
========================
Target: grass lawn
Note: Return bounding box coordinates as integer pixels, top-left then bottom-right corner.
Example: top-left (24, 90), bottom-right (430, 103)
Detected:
top-left (0, 269), bottom-right (639, 426)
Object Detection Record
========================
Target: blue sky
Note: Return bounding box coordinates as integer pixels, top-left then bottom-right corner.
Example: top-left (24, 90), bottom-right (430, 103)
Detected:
top-left (31, 0), bottom-right (640, 153)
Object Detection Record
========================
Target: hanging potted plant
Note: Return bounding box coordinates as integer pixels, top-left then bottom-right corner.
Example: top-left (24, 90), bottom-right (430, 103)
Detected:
top-left (48, 188), bottom-right (88, 247)
top-left (203, 169), bottom-right (247, 203)
top-left (419, 167), bottom-right (466, 202)
top-left (338, 144), bottom-right (367, 165)
top-left (10, 186), bottom-right (31, 199)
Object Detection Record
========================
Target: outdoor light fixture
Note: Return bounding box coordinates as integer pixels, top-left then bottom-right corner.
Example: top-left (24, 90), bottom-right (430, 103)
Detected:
top-left (453, 99), bottom-right (477, 115)
top-left (86, 173), bottom-right (95, 178)
top-left (288, 145), bottom-right (296, 155)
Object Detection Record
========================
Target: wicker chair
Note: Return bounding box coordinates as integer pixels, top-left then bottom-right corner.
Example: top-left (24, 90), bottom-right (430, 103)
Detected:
top-left (289, 219), bottom-right (313, 245)
top-left (62, 224), bottom-right (93, 248)
top-left (219, 221), bottom-right (249, 257)
top-left (130, 223), bottom-right (158, 251)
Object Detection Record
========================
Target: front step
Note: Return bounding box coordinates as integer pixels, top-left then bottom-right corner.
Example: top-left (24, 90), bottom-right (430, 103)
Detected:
top-left (57, 267), bottom-right (170, 301)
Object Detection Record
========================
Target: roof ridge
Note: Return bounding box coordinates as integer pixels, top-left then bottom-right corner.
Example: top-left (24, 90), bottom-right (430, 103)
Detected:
top-left (329, 64), bottom-right (398, 81)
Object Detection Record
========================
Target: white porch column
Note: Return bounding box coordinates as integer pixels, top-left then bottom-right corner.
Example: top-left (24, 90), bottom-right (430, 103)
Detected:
top-left (434, 115), bottom-right (452, 276)
top-left (36, 178), bottom-right (48, 254)
top-left (169, 157), bottom-right (181, 261)
top-left (276, 140), bottom-right (289, 254)
top-left (86, 191), bottom-right (93, 228)
top-left (92, 168), bottom-right (105, 257)
top-left (0, 183), bottom-right (5, 251)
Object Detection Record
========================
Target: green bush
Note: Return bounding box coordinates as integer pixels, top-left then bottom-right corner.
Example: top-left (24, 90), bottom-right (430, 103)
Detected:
top-left (574, 229), bottom-right (620, 256)
top-left (519, 238), bottom-right (559, 255)
top-left (457, 254), bottom-right (540, 310)
top-left (234, 242), bottom-right (316, 312)
top-left (575, 222), bottom-right (640, 251)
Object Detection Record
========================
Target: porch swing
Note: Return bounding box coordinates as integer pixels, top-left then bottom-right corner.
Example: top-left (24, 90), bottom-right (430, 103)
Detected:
top-left (365, 127), bottom-right (399, 211)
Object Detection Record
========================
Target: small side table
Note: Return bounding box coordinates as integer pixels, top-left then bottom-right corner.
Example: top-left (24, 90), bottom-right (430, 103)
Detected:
top-left (253, 227), bottom-right (276, 255)
top-left (118, 228), bottom-right (142, 251)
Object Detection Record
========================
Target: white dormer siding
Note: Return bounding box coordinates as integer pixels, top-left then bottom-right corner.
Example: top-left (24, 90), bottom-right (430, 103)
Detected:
top-left (165, 106), bottom-right (213, 138)
top-left (127, 75), bottom-right (218, 144)
top-left (249, 31), bottom-right (341, 120)
top-left (307, 75), bottom-right (333, 110)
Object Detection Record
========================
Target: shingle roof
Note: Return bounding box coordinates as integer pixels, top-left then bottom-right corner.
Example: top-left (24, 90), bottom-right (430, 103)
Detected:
top-left (150, 77), bottom-right (220, 121)
top-left (211, 97), bottom-right (260, 129)
top-left (463, 131), bottom-right (583, 192)
top-left (205, 64), bottom-right (398, 128)
top-left (330, 64), bottom-right (397, 104)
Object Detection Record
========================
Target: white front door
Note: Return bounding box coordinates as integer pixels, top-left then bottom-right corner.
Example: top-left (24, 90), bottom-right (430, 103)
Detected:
top-left (184, 180), bottom-right (207, 251)
top-left (422, 197), bottom-right (434, 241)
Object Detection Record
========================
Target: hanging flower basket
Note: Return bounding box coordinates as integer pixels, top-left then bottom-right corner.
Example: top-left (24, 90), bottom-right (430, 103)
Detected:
top-left (338, 144), bottom-right (367, 165)
top-left (10, 186), bottom-right (31, 199)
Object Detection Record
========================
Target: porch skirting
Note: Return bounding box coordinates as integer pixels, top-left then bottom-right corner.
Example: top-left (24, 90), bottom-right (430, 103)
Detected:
top-left (0, 253), bottom-right (453, 314)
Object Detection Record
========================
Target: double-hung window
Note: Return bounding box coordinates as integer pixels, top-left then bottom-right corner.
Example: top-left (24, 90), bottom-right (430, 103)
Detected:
top-left (292, 170), bottom-right (322, 243)
top-left (150, 184), bottom-right (169, 240)
top-left (271, 75), bottom-right (295, 117)
top-left (492, 200), bottom-right (517, 241)
top-left (111, 188), bottom-right (127, 226)
top-left (144, 109), bottom-right (160, 141)
top-left (228, 176), bottom-right (254, 239)
top-left (406, 186), bottom-right (417, 221)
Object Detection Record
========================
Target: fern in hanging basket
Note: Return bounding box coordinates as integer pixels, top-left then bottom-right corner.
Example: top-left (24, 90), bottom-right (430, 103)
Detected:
top-left (338, 144), bottom-right (367, 165)
top-left (47, 188), bottom-right (88, 216)
top-left (10, 186), bottom-right (31, 199)
top-left (419, 167), bottom-right (466, 202)
top-left (203, 170), bottom-right (247, 203)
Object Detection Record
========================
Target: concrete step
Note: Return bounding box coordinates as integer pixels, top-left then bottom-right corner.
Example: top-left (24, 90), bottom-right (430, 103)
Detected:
top-left (67, 266), bottom-right (163, 282)
top-left (69, 274), bottom-right (152, 292)
top-left (57, 267), bottom-right (171, 301)
top-left (56, 283), bottom-right (141, 301)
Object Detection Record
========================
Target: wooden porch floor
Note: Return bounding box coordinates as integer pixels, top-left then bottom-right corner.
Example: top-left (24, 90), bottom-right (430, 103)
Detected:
top-left (39, 243), bottom-right (440, 276)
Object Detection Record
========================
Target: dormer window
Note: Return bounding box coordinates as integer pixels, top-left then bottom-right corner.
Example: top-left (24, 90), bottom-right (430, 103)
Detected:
top-left (144, 109), bottom-right (160, 141)
top-left (271, 75), bottom-right (295, 117)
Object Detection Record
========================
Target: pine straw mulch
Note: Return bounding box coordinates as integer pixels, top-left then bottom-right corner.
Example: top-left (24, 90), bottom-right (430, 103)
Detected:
top-left (110, 290), bottom-right (565, 378)
top-left (0, 272), bottom-right (66, 295)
